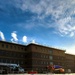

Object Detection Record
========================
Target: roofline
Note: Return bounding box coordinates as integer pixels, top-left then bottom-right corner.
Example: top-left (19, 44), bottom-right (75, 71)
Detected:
top-left (27, 43), bottom-right (66, 52)
top-left (0, 41), bottom-right (66, 52)
top-left (0, 40), bottom-right (26, 47)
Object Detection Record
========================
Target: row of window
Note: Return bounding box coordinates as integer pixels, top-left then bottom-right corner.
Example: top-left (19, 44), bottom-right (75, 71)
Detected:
top-left (0, 43), bottom-right (53, 54)
top-left (35, 46), bottom-right (53, 54)
top-left (0, 58), bottom-right (24, 65)
top-left (31, 60), bottom-right (53, 65)
top-left (0, 50), bottom-right (25, 58)
top-left (54, 62), bottom-right (65, 66)
top-left (1, 43), bottom-right (26, 51)
top-left (53, 56), bottom-right (64, 60)
top-left (32, 53), bottom-right (49, 59)
top-left (32, 53), bottom-right (53, 60)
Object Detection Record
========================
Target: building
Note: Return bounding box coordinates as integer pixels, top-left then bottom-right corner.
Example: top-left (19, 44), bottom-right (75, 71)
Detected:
top-left (0, 41), bottom-right (75, 73)
top-left (65, 53), bottom-right (75, 72)
top-left (26, 43), bottom-right (66, 73)
top-left (0, 41), bottom-right (26, 69)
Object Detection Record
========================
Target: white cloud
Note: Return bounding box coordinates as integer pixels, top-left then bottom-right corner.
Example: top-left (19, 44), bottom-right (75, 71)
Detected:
top-left (31, 39), bottom-right (39, 44)
top-left (12, 0), bottom-right (75, 37)
top-left (18, 0), bottom-right (75, 18)
top-left (70, 32), bottom-right (75, 37)
top-left (31, 39), bottom-right (36, 43)
top-left (0, 31), bottom-right (5, 41)
top-left (22, 36), bottom-right (27, 43)
top-left (11, 31), bottom-right (18, 43)
top-left (56, 17), bottom-right (74, 36)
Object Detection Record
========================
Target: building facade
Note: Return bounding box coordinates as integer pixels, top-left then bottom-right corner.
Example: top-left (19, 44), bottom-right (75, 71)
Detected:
top-left (0, 41), bottom-right (26, 69)
top-left (65, 54), bottom-right (75, 72)
top-left (0, 41), bottom-right (75, 73)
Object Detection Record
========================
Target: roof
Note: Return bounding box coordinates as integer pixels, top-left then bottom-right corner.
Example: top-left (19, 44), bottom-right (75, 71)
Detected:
top-left (27, 43), bottom-right (66, 52)
top-left (0, 40), bottom-right (26, 47)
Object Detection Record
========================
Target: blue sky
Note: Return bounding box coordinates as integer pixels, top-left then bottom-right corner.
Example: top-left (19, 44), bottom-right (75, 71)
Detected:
top-left (0, 0), bottom-right (75, 54)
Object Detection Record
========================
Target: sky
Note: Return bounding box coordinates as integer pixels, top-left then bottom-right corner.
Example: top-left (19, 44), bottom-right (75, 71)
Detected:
top-left (0, 0), bottom-right (75, 54)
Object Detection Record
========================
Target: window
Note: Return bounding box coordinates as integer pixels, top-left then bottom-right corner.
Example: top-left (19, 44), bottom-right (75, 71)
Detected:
top-left (44, 55), bottom-right (46, 58)
top-left (18, 47), bottom-right (20, 50)
top-left (14, 46), bottom-right (16, 49)
top-left (1, 59), bottom-right (3, 62)
top-left (10, 60), bottom-right (12, 63)
top-left (46, 55), bottom-right (48, 58)
top-left (1, 51), bottom-right (5, 55)
top-left (2, 44), bottom-right (4, 48)
top-left (49, 56), bottom-right (53, 60)
top-left (6, 59), bottom-right (9, 63)
top-left (47, 62), bottom-right (49, 65)
top-left (41, 61), bottom-right (43, 65)
top-left (49, 50), bottom-right (53, 54)
top-left (44, 62), bottom-right (46, 64)
top-left (50, 62), bottom-right (53, 65)
top-left (41, 55), bottom-right (43, 58)
top-left (10, 45), bottom-right (12, 49)
top-left (14, 60), bottom-right (16, 63)
top-left (6, 45), bottom-right (8, 48)
top-left (21, 54), bottom-right (23, 57)
top-left (21, 61), bottom-right (24, 64)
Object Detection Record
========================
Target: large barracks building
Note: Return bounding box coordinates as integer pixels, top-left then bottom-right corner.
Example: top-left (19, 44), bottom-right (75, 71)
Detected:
top-left (0, 41), bottom-right (75, 73)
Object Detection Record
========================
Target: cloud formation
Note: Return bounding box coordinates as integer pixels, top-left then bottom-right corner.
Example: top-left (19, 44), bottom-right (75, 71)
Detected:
top-left (0, 31), bottom-right (5, 41)
top-left (31, 39), bottom-right (36, 43)
top-left (11, 31), bottom-right (18, 43)
top-left (0, 0), bottom-right (75, 37)
top-left (14, 0), bottom-right (75, 37)
top-left (22, 36), bottom-right (27, 43)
